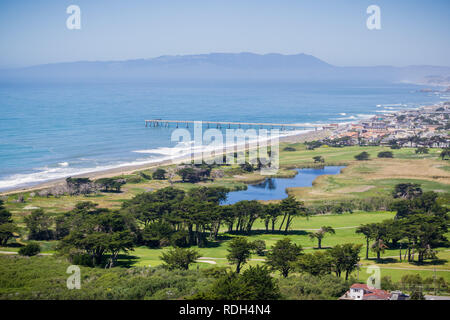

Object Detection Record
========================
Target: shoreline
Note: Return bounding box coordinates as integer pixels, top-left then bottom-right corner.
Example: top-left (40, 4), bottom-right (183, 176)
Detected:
top-left (0, 128), bottom-right (330, 196)
top-left (1, 98), bottom-right (446, 196)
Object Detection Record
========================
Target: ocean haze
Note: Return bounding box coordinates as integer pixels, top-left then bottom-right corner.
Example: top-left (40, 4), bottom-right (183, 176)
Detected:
top-left (1, 53), bottom-right (449, 84)
top-left (1, 1), bottom-right (449, 68)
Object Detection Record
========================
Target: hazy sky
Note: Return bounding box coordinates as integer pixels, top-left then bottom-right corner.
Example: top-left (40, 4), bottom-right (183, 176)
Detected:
top-left (0, 0), bottom-right (449, 68)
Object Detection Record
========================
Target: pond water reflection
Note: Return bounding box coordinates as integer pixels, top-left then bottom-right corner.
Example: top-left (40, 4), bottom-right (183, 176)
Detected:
top-left (223, 166), bottom-right (345, 205)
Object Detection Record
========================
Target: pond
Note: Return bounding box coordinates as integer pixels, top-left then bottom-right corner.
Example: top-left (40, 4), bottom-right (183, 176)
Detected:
top-left (223, 166), bottom-right (346, 205)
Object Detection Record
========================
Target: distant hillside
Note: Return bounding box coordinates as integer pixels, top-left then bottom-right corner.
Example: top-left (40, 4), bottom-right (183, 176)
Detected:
top-left (1, 52), bottom-right (449, 84)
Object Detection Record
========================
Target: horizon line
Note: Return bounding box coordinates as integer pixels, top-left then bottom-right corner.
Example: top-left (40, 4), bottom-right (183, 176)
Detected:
top-left (3, 52), bottom-right (450, 70)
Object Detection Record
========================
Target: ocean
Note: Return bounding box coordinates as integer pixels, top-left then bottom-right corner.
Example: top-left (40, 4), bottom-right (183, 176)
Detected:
top-left (0, 80), bottom-right (446, 191)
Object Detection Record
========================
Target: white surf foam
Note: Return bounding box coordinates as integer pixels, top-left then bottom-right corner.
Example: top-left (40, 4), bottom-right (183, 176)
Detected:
top-left (0, 128), bottom-right (308, 191)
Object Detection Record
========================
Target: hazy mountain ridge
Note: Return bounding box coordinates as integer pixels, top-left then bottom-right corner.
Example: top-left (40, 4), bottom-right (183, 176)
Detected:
top-left (1, 52), bottom-right (449, 84)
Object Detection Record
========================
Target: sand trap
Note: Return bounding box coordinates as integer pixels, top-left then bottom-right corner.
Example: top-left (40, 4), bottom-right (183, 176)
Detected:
top-left (196, 260), bottom-right (217, 264)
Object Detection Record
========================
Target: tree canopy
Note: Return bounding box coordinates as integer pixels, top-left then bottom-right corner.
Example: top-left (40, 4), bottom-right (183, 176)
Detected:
top-left (392, 183), bottom-right (423, 200)
top-left (58, 208), bottom-right (137, 267)
top-left (160, 247), bottom-right (200, 270)
top-left (265, 238), bottom-right (303, 277)
top-left (354, 151), bottom-right (370, 161)
top-left (0, 200), bottom-right (18, 246)
top-left (24, 209), bottom-right (54, 240)
top-left (226, 237), bottom-right (253, 273)
top-left (329, 243), bottom-right (362, 280)
top-left (309, 226), bottom-right (335, 249)
top-left (95, 178), bottom-right (126, 192)
top-left (196, 266), bottom-right (280, 300)
top-left (377, 151), bottom-right (393, 158)
top-left (152, 168), bottom-right (167, 180)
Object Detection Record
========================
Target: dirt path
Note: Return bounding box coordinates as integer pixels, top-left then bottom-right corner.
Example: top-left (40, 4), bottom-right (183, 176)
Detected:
top-left (361, 265), bottom-right (450, 272)
top-left (252, 226), bottom-right (359, 232)
top-left (0, 250), bottom-right (52, 256)
top-left (199, 256), bottom-right (265, 262)
top-left (298, 226), bottom-right (359, 231)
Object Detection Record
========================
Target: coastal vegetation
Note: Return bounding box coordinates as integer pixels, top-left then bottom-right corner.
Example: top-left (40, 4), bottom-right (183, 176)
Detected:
top-left (18, 242), bottom-right (40, 256)
top-left (354, 151), bottom-right (370, 161)
top-left (308, 226), bottom-right (335, 249)
top-left (0, 200), bottom-right (18, 246)
top-left (0, 142), bottom-right (448, 299)
top-left (378, 151), bottom-right (394, 158)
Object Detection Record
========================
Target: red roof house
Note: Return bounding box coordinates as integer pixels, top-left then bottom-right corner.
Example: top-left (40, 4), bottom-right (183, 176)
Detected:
top-left (339, 284), bottom-right (392, 300)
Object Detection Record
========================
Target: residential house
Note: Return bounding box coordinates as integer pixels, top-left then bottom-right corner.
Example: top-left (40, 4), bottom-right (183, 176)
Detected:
top-left (339, 284), bottom-right (392, 300)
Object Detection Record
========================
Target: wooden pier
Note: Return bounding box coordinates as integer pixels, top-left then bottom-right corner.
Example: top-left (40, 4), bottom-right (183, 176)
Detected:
top-left (145, 119), bottom-right (321, 131)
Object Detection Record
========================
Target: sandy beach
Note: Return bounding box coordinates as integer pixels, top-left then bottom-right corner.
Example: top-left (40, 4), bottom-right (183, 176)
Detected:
top-left (0, 128), bottom-right (332, 196)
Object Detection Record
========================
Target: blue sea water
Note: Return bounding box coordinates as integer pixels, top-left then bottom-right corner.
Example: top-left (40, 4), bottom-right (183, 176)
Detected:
top-left (223, 166), bottom-right (346, 204)
top-left (0, 80), bottom-right (444, 191)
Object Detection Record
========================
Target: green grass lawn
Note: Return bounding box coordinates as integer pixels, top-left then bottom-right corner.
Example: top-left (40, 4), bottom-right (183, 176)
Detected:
top-left (278, 143), bottom-right (444, 166)
top-left (354, 266), bottom-right (450, 283)
top-left (281, 145), bottom-right (449, 202)
top-left (111, 211), bottom-right (450, 283)
top-left (4, 210), bottom-right (446, 282)
top-left (251, 211), bottom-right (394, 230)
top-left (3, 145), bottom-right (448, 213)
top-left (1, 144), bottom-right (449, 289)
top-left (3, 199), bottom-right (449, 282)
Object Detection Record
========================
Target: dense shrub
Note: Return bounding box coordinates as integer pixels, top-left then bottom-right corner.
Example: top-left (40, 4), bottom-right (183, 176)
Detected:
top-left (70, 253), bottom-right (94, 267)
top-left (192, 266), bottom-right (280, 300)
top-left (177, 167), bottom-right (211, 182)
top-left (95, 178), bottom-right (126, 192)
top-left (170, 231), bottom-right (189, 248)
top-left (398, 274), bottom-right (449, 295)
top-left (66, 177), bottom-right (95, 195)
top-left (152, 169), bottom-right (167, 180)
top-left (415, 147), bottom-right (429, 154)
top-left (18, 243), bottom-right (41, 256)
top-left (2, 255), bottom-right (448, 300)
top-left (354, 151), bottom-right (370, 161)
top-left (305, 141), bottom-right (323, 150)
top-left (160, 247), bottom-right (200, 270)
top-left (239, 162), bottom-right (254, 172)
top-left (0, 256), bottom-right (213, 300)
top-left (377, 151), bottom-right (393, 158)
top-left (125, 176), bottom-right (144, 184)
top-left (138, 171), bottom-right (152, 180)
top-left (313, 156), bottom-right (325, 163)
top-left (278, 274), bottom-right (350, 300)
